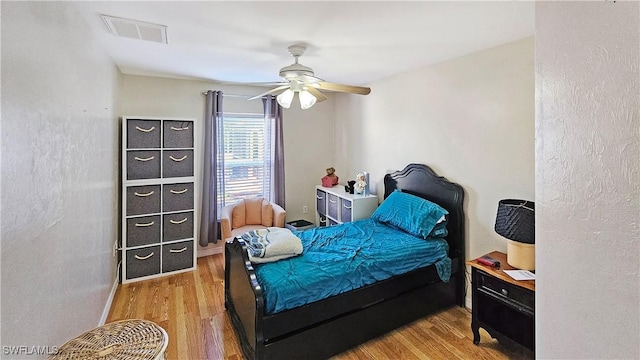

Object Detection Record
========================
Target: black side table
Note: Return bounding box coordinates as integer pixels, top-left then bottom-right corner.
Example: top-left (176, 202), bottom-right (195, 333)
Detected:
top-left (467, 251), bottom-right (535, 353)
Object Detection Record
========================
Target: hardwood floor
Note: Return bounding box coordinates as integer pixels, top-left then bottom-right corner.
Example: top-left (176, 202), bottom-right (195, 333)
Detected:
top-left (107, 255), bottom-right (534, 360)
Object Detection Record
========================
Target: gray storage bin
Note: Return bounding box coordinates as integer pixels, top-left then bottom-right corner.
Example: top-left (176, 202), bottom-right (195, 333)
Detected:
top-left (126, 215), bottom-right (161, 247)
top-left (163, 120), bottom-right (194, 148)
top-left (126, 185), bottom-right (161, 216)
top-left (127, 119), bottom-right (161, 149)
top-left (162, 182), bottom-right (194, 212)
top-left (316, 189), bottom-right (326, 216)
top-left (341, 199), bottom-right (353, 222)
top-left (162, 150), bottom-right (193, 178)
top-left (127, 150), bottom-right (161, 180)
top-left (286, 219), bottom-right (315, 232)
top-left (162, 241), bottom-right (194, 273)
top-left (126, 245), bottom-right (161, 279)
top-left (327, 194), bottom-right (339, 220)
top-left (163, 211), bottom-right (194, 242)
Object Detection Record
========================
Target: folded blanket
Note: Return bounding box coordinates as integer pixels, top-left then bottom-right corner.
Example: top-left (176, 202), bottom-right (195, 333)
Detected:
top-left (240, 227), bottom-right (303, 264)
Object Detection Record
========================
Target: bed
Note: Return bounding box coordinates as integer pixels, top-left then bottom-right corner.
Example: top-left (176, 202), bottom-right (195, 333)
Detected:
top-left (224, 163), bottom-right (465, 360)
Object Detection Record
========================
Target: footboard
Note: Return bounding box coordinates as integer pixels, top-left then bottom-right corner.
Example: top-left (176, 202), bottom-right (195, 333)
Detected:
top-left (224, 239), bottom-right (265, 359)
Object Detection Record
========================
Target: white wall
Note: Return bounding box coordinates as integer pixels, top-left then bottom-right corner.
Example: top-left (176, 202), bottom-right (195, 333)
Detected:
top-left (535, 2), bottom-right (639, 358)
top-left (335, 38), bottom-right (535, 272)
top-left (119, 76), bottom-right (335, 252)
top-left (1, 1), bottom-right (121, 355)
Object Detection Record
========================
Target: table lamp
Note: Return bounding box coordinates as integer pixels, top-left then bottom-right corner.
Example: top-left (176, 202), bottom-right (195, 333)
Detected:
top-left (494, 199), bottom-right (535, 270)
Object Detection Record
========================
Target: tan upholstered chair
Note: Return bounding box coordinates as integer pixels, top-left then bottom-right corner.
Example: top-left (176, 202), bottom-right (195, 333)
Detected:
top-left (220, 198), bottom-right (286, 243)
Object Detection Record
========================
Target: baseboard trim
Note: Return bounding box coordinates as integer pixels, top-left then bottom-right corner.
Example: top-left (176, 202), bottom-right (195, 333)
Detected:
top-left (197, 244), bottom-right (223, 258)
top-left (100, 263), bottom-right (120, 325)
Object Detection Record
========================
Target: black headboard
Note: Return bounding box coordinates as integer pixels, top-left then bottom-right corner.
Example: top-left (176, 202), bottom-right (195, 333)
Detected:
top-left (383, 164), bottom-right (465, 273)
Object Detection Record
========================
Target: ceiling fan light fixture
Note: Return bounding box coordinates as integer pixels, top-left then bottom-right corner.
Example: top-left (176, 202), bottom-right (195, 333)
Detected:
top-left (299, 90), bottom-right (317, 109)
top-left (276, 89), bottom-right (294, 109)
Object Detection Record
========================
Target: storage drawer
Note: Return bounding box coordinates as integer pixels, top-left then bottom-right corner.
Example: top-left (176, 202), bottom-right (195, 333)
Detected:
top-left (126, 245), bottom-right (160, 279)
top-left (126, 215), bottom-right (161, 247)
top-left (163, 183), bottom-right (194, 212)
top-left (316, 189), bottom-right (326, 216)
top-left (327, 194), bottom-right (339, 220)
top-left (478, 270), bottom-right (534, 312)
top-left (127, 119), bottom-right (161, 149)
top-left (163, 120), bottom-right (193, 148)
top-left (162, 150), bottom-right (193, 178)
top-left (162, 241), bottom-right (194, 273)
top-left (127, 150), bottom-right (161, 180)
top-left (126, 185), bottom-right (161, 216)
top-left (341, 199), bottom-right (353, 222)
top-left (163, 211), bottom-right (194, 242)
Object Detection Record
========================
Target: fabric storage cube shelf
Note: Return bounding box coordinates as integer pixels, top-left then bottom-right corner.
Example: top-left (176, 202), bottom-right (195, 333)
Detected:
top-left (126, 185), bottom-right (161, 216)
top-left (162, 150), bottom-right (193, 178)
top-left (163, 211), bottom-right (194, 242)
top-left (163, 120), bottom-right (194, 148)
top-left (122, 117), bottom-right (197, 283)
top-left (127, 215), bottom-right (161, 247)
top-left (127, 150), bottom-right (161, 180)
top-left (126, 245), bottom-right (161, 279)
top-left (162, 241), bottom-right (194, 273)
top-left (315, 185), bottom-right (378, 226)
top-left (162, 183), bottom-right (194, 212)
top-left (127, 119), bottom-right (161, 148)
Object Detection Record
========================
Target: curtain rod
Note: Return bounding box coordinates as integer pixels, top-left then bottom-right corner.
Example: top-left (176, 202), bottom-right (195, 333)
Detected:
top-left (200, 91), bottom-right (254, 99)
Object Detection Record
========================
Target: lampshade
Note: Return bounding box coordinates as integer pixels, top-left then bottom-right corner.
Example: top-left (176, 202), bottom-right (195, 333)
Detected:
top-left (495, 199), bottom-right (535, 270)
top-left (298, 90), bottom-right (317, 109)
top-left (494, 199), bottom-right (535, 244)
top-left (276, 89), bottom-right (294, 109)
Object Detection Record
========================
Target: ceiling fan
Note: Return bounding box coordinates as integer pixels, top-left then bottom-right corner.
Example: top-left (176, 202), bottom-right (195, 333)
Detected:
top-left (248, 45), bottom-right (371, 109)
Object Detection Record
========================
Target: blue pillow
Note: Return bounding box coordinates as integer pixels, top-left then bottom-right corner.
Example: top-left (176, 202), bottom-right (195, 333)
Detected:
top-left (371, 190), bottom-right (448, 239)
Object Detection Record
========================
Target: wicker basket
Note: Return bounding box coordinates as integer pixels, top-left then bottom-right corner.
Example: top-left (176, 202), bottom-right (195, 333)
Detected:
top-left (49, 319), bottom-right (168, 360)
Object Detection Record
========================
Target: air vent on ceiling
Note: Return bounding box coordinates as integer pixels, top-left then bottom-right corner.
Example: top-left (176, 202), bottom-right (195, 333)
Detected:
top-left (101, 15), bottom-right (167, 44)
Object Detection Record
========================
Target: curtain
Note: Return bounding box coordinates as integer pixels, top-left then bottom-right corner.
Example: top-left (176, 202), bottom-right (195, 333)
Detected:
top-left (263, 95), bottom-right (285, 208)
top-left (199, 90), bottom-right (223, 246)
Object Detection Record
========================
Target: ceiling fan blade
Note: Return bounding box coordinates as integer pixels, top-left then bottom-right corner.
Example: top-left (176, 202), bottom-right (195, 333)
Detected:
top-left (305, 86), bottom-right (328, 102)
top-left (316, 82), bottom-right (371, 95)
top-left (248, 85), bottom-right (289, 101)
top-left (217, 80), bottom-right (287, 87)
top-left (294, 74), bottom-right (324, 84)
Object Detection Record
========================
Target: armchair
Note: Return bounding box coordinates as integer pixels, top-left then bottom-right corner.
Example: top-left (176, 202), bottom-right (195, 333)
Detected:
top-left (220, 198), bottom-right (286, 243)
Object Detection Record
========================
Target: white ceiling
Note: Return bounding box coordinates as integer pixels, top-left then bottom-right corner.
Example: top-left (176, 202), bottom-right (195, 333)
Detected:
top-left (73, 1), bottom-right (534, 87)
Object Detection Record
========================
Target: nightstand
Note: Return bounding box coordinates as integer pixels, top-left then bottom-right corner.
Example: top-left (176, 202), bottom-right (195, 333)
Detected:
top-left (467, 251), bottom-right (535, 352)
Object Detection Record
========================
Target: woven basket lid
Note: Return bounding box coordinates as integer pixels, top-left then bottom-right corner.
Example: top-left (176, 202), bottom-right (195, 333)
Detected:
top-left (49, 319), bottom-right (168, 360)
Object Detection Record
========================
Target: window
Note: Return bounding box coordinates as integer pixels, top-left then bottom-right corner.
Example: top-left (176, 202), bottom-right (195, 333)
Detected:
top-left (217, 113), bottom-right (273, 211)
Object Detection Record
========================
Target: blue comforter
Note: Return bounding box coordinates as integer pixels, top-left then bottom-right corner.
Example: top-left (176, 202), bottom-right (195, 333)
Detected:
top-left (254, 218), bottom-right (451, 314)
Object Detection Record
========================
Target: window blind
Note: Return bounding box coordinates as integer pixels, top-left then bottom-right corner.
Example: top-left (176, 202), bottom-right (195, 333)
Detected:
top-left (218, 114), bottom-right (273, 210)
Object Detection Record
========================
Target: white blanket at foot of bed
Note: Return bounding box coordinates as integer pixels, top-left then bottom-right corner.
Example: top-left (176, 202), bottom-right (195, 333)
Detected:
top-left (240, 227), bottom-right (303, 264)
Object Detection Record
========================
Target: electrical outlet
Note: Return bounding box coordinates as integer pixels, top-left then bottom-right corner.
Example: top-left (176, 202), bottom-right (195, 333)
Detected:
top-left (303, 205), bottom-right (308, 214)
top-left (112, 240), bottom-right (118, 257)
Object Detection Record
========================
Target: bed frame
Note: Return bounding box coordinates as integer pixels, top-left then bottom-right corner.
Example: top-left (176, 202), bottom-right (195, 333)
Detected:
top-left (225, 163), bottom-right (465, 360)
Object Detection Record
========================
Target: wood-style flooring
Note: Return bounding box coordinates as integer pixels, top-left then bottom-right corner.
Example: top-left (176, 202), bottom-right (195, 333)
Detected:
top-left (107, 255), bottom-right (534, 360)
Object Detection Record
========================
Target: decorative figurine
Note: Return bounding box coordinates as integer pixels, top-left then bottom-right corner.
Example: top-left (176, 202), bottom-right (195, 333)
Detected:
top-left (321, 167), bottom-right (339, 187)
top-left (345, 180), bottom-right (356, 194)
top-left (355, 171), bottom-right (369, 195)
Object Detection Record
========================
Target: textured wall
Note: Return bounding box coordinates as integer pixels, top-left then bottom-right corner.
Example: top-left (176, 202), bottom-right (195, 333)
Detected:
top-left (535, 1), bottom-right (639, 358)
top-left (334, 38), bottom-right (535, 282)
top-left (1, 1), bottom-right (120, 354)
